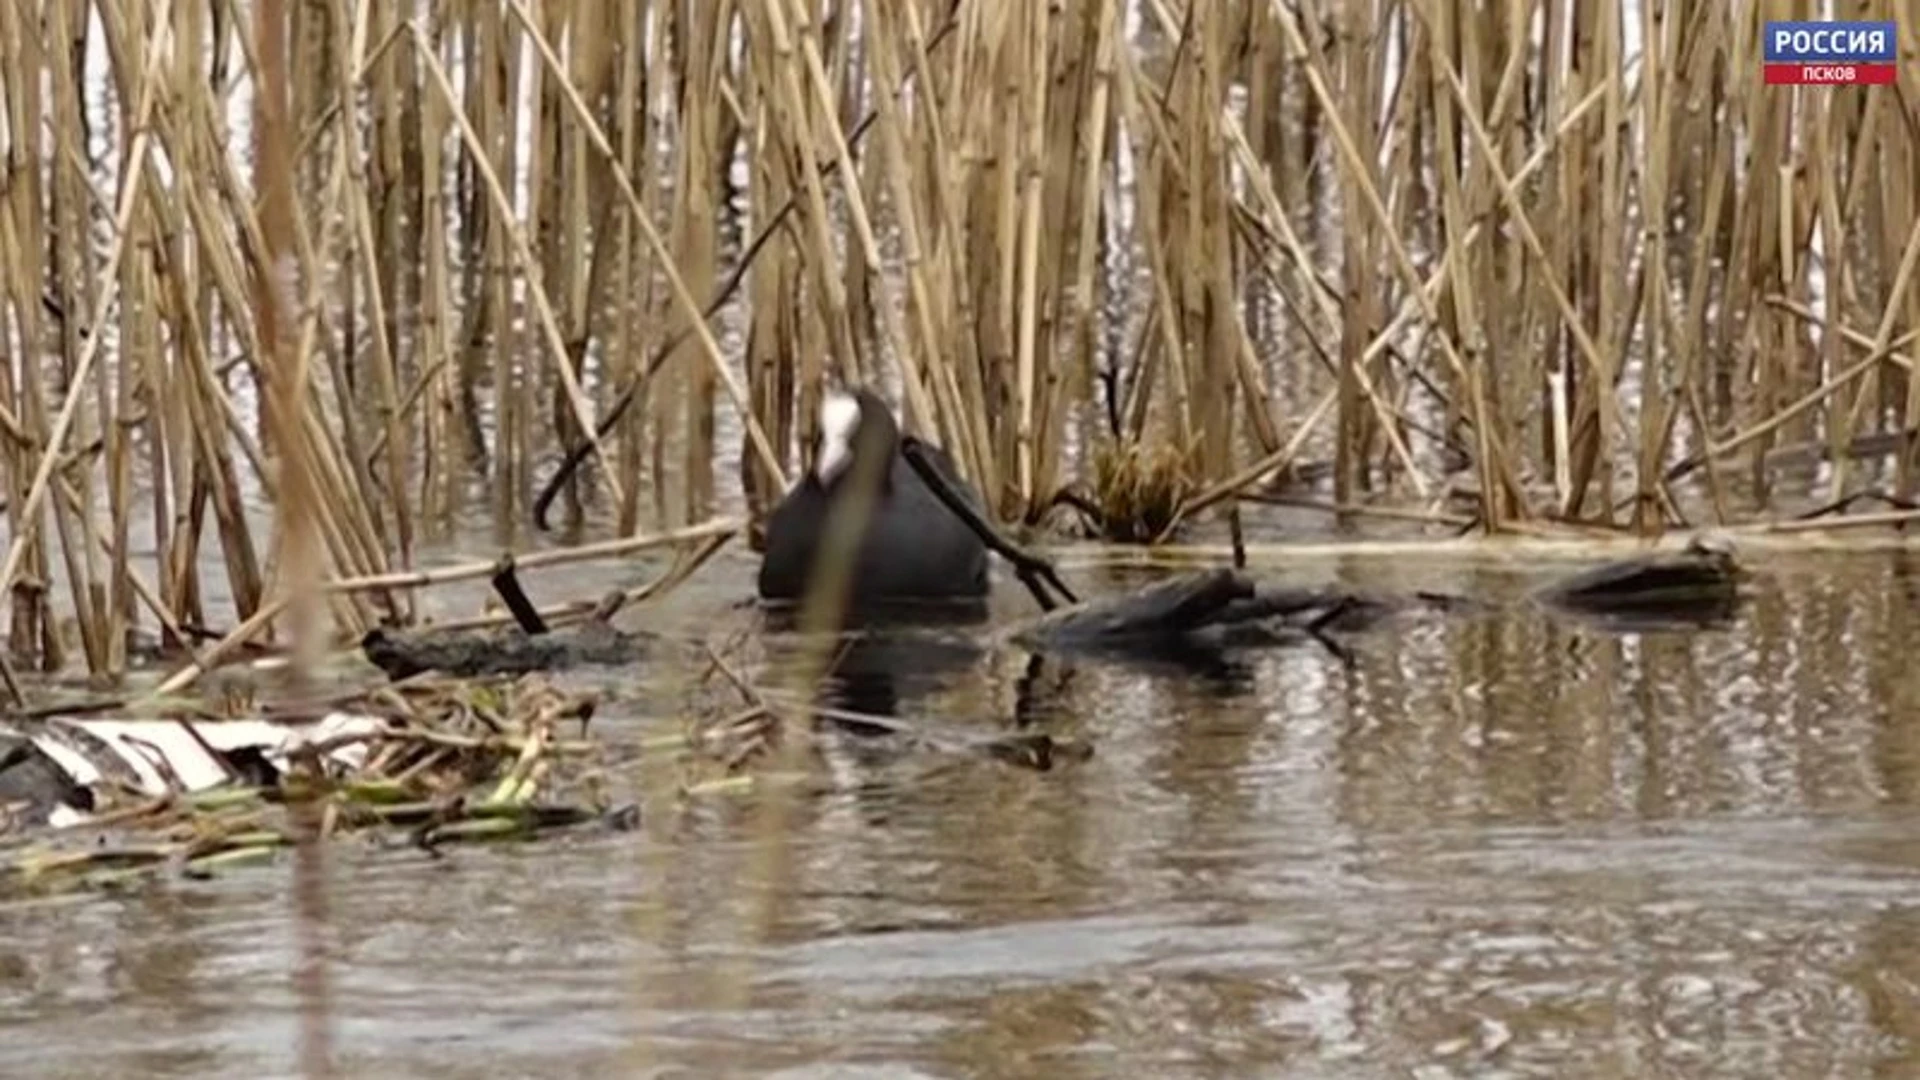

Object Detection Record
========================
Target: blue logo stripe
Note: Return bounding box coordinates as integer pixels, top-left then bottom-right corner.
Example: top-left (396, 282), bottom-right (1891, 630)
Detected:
top-left (1764, 21), bottom-right (1898, 62)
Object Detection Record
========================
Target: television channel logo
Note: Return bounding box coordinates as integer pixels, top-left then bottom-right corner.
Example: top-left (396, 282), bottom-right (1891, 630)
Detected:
top-left (1764, 21), bottom-right (1898, 84)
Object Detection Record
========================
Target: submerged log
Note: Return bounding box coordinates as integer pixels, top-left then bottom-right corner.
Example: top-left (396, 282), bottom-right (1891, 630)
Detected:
top-left (361, 565), bottom-right (648, 680)
top-left (360, 620), bottom-right (642, 680)
top-left (1012, 568), bottom-right (1255, 649)
top-left (1207, 586), bottom-right (1451, 637)
top-left (1008, 568), bottom-right (1445, 660)
top-left (1533, 534), bottom-right (1745, 627)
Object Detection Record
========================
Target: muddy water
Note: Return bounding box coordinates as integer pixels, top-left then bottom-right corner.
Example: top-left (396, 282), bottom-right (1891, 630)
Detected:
top-left (7, 548), bottom-right (1920, 1078)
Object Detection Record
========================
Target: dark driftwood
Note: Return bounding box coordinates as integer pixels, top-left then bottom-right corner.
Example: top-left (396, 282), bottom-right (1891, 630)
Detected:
top-left (1014, 569), bottom-right (1255, 647)
top-left (361, 559), bottom-right (645, 680)
top-left (1533, 538), bottom-right (1745, 627)
top-left (360, 620), bottom-right (641, 681)
top-left (489, 556), bottom-right (551, 635)
top-left (1005, 568), bottom-right (1442, 668)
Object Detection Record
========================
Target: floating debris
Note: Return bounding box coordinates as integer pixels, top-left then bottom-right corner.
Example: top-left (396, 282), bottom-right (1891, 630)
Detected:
top-left (360, 621), bottom-right (644, 680)
top-left (360, 560), bottom-right (652, 680)
top-left (4, 711), bottom-right (383, 825)
top-left (0, 675), bottom-right (630, 898)
top-left (1015, 568), bottom-right (1257, 647)
top-left (1534, 533), bottom-right (1746, 629)
top-left (0, 736), bottom-right (95, 830)
top-left (1008, 568), bottom-right (1449, 668)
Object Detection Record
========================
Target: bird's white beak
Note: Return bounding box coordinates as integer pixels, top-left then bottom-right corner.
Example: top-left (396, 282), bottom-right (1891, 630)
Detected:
top-left (815, 389), bottom-right (860, 484)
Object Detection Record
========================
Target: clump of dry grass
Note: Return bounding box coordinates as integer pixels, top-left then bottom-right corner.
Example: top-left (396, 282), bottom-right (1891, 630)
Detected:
top-left (1077, 439), bottom-right (1198, 543)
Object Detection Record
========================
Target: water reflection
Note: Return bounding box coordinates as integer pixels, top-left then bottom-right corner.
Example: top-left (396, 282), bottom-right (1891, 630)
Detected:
top-left (758, 582), bottom-right (1268, 727)
top-left (758, 603), bottom-right (992, 726)
top-left (7, 553), bottom-right (1920, 1077)
top-left (758, 588), bottom-right (1281, 733)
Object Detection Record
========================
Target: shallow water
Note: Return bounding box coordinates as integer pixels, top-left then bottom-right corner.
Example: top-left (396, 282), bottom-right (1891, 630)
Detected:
top-left (8, 547), bottom-right (1920, 1078)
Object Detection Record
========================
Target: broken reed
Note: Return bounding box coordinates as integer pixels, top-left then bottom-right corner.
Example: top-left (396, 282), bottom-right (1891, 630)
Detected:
top-left (0, 0), bottom-right (1916, 677)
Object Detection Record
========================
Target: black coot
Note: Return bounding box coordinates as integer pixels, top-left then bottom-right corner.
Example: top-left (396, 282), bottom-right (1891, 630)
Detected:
top-left (757, 385), bottom-right (990, 605)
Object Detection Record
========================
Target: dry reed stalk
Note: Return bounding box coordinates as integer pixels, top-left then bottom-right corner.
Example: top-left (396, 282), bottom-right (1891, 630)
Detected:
top-left (174, 91), bottom-right (392, 631)
top-left (1628, 0), bottom-right (1672, 532)
top-left (1169, 388), bottom-right (1340, 529)
top-left (321, 517), bottom-right (739, 597)
top-left (665, 1), bottom-right (725, 526)
top-left (0, 0), bottom-right (54, 679)
top-left (1269, 1), bottom-right (1524, 526)
top-left (43, 0), bottom-right (115, 677)
top-left (332, 0), bottom-right (412, 578)
top-left (1672, 309), bottom-right (1920, 480)
top-left (415, 528), bottom-right (734, 636)
top-left (1111, 38), bottom-right (1193, 462)
top-left (1007, 0), bottom-right (1052, 507)
top-left (251, 0), bottom-right (323, 675)
top-left (607, 0), bottom-right (649, 537)
top-left (416, 18), bottom-right (455, 533)
top-left (787, 0), bottom-right (939, 440)
top-left (143, 595), bottom-right (292, 709)
top-left (1668, 7), bottom-right (1736, 526)
top-left (1739, 509), bottom-right (1920, 536)
top-left (720, 379), bottom-right (891, 1016)
top-left (1225, 121), bottom-right (1420, 492)
top-left (47, 470), bottom-right (206, 673)
top-left (258, 6), bottom-right (339, 1062)
top-left (0, 0), bottom-right (173, 672)
top-left (408, 25), bottom-right (624, 521)
top-left (740, 1), bottom-right (860, 387)
top-left (497, 0), bottom-right (784, 486)
top-left (1330, 0), bottom-right (1384, 508)
top-left (1246, 493), bottom-right (1477, 530)
top-left (906, 0), bottom-right (997, 504)
top-left (1422, 23), bottom-right (1616, 519)
top-left (858, 0), bottom-right (980, 487)
top-left (1060, 0), bottom-right (1120, 472)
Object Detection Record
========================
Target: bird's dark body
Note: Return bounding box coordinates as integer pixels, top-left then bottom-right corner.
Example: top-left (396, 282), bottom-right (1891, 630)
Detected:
top-left (756, 392), bottom-right (990, 606)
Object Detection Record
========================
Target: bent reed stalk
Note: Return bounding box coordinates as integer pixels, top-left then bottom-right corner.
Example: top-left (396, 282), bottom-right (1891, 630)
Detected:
top-left (0, 0), bottom-right (1914, 678)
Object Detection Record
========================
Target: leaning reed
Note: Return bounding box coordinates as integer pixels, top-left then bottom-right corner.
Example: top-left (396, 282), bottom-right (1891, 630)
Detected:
top-left (0, 0), bottom-right (1914, 677)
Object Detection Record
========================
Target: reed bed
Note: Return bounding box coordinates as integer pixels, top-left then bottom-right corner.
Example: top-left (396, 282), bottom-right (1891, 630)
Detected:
top-left (0, 0), bottom-right (1915, 679)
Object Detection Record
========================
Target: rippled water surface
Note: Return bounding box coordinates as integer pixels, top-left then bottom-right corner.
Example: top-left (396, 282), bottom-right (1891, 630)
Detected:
top-left (8, 546), bottom-right (1920, 1079)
